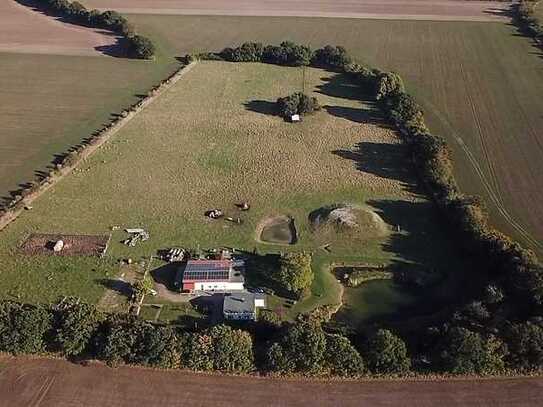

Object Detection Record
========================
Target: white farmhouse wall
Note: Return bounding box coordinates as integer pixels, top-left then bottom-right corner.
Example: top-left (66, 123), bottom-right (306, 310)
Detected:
top-left (194, 282), bottom-right (244, 291)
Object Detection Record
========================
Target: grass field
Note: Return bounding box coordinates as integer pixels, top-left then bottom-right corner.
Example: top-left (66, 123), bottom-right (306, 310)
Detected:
top-left (0, 50), bottom-right (179, 206)
top-left (0, 62), bottom-right (465, 324)
top-left (126, 14), bottom-right (543, 255)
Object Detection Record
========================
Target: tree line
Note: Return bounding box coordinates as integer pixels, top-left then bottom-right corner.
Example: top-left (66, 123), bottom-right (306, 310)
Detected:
top-left (514, 0), bottom-right (543, 43)
top-left (33, 0), bottom-right (155, 59)
top-left (0, 297), bottom-right (413, 377)
top-left (208, 41), bottom-right (543, 374)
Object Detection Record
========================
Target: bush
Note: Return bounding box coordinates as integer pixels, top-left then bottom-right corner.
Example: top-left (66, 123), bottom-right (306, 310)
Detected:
top-left (0, 301), bottom-right (52, 355)
top-left (182, 325), bottom-right (254, 373)
top-left (262, 45), bottom-right (289, 65)
top-left (53, 297), bottom-right (102, 357)
top-left (265, 321), bottom-right (326, 374)
top-left (276, 92), bottom-right (320, 119)
top-left (221, 42), bottom-right (263, 62)
top-left (94, 314), bottom-right (139, 366)
top-left (505, 321), bottom-right (543, 370)
top-left (324, 334), bottom-right (365, 377)
top-left (437, 327), bottom-right (506, 375)
top-left (363, 329), bottom-right (411, 375)
top-left (127, 35), bottom-right (156, 60)
top-left (375, 72), bottom-right (404, 100)
top-left (274, 252), bottom-right (314, 296)
top-left (130, 324), bottom-right (181, 368)
top-left (312, 45), bottom-right (352, 70)
top-left (279, 41), bottom-right (313, 66)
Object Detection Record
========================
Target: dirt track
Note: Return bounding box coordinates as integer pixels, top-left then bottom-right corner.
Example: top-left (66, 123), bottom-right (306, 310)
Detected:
top-left (84, 0), bottom-right (509, 22)
top-left (0, 356), bottom-right (541, 407)
top-left (0, 1), bottom-right (117, 56)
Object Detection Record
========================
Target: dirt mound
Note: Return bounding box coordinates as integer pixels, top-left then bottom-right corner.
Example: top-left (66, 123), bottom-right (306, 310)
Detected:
top-left (310, 204), bottom-right (389, 238)
top-left (256, 215), bottom-right (297, 245)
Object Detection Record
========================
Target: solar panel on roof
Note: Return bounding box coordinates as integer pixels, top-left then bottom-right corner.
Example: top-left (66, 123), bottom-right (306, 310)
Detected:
top-left (182, 261), bottom-right (231, 281)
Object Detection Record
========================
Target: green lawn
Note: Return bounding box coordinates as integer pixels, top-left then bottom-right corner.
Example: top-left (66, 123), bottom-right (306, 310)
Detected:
top-left (128, 14), bottom-right (543, 255)
top-left (0, 50), bottom-right (179, 205)
top-left (0, 62), bottom-right (465, 324)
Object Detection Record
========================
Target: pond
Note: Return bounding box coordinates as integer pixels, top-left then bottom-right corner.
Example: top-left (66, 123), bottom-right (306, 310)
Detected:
top-left (334, 279), bottom-right (417, 330)
top-left (259, 216), bottom-right (298, 245)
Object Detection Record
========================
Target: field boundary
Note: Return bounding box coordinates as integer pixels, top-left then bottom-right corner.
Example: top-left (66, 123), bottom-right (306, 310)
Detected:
top-left (0, 60), bottom-right (197, 233)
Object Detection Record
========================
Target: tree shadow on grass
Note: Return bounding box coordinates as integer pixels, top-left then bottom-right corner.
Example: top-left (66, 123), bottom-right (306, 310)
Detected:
top-left (324, 105), bottom-right (384, 124)
top-left (332, 141), bottom-right (420, 194)
top-left (349, 199), bottom-right (480, 338)
top-left (97, 278), bottom-right (132, 297)
top-left (316, 72), bottom-right (363, 101)
top-left (367, 199), bottom-right (480, 303)
top-left (150, 262), bottom-right (178, 291)
top-left (243, 100), bottom-right (277, 116)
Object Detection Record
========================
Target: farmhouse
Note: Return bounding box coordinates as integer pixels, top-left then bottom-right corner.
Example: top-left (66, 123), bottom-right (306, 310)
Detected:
top-left (174, 259), bottom-right (245, 293)
top-left (223, 292), bottom-right (265, 321)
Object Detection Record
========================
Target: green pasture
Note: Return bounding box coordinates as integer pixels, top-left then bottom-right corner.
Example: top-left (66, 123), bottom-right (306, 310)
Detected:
top-left (0, 62), bottom-right (464, 328)
top-left (129, 14), bottom-right (543, 254)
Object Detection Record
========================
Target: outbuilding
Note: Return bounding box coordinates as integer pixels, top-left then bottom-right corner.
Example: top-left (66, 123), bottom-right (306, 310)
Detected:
top-left (223, 292), bottom-right (266, 321)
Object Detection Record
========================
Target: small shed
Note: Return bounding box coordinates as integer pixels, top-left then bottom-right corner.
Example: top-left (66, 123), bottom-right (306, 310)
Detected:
top-left (290, 114), bottom-right (301, 123)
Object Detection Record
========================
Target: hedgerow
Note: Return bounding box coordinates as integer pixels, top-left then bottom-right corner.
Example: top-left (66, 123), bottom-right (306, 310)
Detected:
top-left (514, 0), bottom-right (543, 42)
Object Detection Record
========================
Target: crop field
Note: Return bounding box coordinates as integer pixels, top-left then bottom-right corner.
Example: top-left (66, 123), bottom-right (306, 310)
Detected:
top-left (125, 14), bottom-right (543, 255)
top-left (84, 0), bottom-right (508, 22)
top-left (0, 51), bottom-right (179, 206)
top-left (0, 1), bottom-right (115, 56)
top-left (2, 356), bottom-right (542, 407)
top-left (0, 62), bottom-right (464, 321)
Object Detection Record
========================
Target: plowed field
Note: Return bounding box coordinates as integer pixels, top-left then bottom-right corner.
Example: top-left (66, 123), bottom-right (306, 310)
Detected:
top-left (0, 356), bottom-right (541, 407)
top-left (84, 0), bottom-right (508, 22)
top-left (0, 1), bottom-right (116, 56)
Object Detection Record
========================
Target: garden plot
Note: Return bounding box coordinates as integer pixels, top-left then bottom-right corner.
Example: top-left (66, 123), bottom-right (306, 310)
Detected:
top-left (20, 233), bottom-right (110, 257)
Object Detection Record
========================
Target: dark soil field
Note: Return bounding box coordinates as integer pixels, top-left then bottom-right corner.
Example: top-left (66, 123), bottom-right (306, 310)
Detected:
top-left (20, 234), bottom-right (110, 256)
top-left (127, 14), bottom-right (543, 255)
top-left (0, 356), bottom-right (541, 407)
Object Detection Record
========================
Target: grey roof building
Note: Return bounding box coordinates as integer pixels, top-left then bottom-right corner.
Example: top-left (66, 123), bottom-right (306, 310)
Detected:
top-left (223, 292), bottom-right (265, 321)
